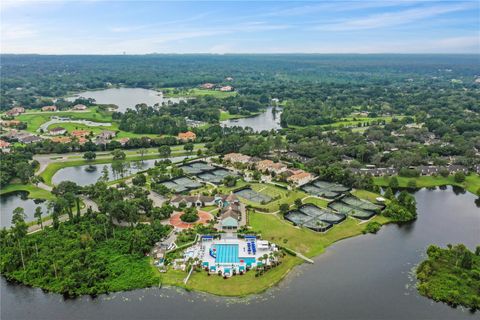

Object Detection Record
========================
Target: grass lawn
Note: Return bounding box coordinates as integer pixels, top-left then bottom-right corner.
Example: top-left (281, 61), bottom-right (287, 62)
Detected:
top-left (289, 115), bottom-right (405, 130)
top-left (0, 184), bottom-right (54, 200)
top-left (373, 174), bottom-right (480, 196)
top-left (302, 196), bottom-right (330, 208)
top-left (162, 254), bottom-right (302, 297)
top-left (250, 212), bottom-right (391, 258)
top-left (351, 189), bottom-right (390, 204)
top-left (17, 107), bottom-right (113, 132)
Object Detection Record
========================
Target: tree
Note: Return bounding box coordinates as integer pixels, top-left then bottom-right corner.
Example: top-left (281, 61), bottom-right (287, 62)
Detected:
top-left (223, 175), bottom-right (237, 187)
top-left (184, 142), bottom-right (194, 154)
top-left (460, 251), bottom-right (472, 269)
top-left (137, 148), bottom-right (147, 162)
top-left (83, 151), bottom-right (96, 162)
top-left (384, 187), bottom-right (394, 200)
top-left (34, 206), bottom-right (44, 229)
top-left (454, 171), bottom-right (465, 183)
top-left (439, 168), bottom-right (449, 177)
top-left (11, 207), bottom-right (28, 270)
top-left (294, 198), bottom-right (303, 208)
top-left (111, 149), bottom-right (126, 160)
top-left (388, 176), bottom-right (399, 189)
top-left (15, 162), bottom-right (34, 184)
top-left (132, 173), bottom-right (147, 186)
top-left (158, 145), bottom-right (171, 158)
top-left (180, 207), bottom-right (199, 223)
top-left (279, 203), bottom-right (290, 216)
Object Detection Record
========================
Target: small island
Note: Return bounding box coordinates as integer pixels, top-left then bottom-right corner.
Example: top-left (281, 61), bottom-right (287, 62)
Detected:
top-left (416, 244), bottom-right (480, 311)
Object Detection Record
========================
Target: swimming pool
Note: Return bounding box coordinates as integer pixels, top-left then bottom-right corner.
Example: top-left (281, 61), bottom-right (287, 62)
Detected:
top-left (214, 244), bottom-right (239, 264)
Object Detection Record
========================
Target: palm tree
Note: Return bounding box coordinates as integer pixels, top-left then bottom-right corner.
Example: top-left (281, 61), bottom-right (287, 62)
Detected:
top-left (11, 207), bottom-right (28, 270)
top-left (34, 206), bottom-right (43, 229)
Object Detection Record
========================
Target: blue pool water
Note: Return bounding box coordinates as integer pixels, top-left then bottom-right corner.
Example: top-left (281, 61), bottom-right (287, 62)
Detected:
top-left (240, 257), bottom-right (256, 265)
top-left (215, 244), bottom-right (239, 264)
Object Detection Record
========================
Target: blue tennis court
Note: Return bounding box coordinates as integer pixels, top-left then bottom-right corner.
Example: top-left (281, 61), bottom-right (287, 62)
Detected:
top-left (214, 244), bottom-right (239, 264)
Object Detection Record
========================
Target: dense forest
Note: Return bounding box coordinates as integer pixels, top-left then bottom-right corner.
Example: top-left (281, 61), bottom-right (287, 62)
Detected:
top-left (416, 244), bottom-right (480, 310)
top-left (2, 54), bottom-right (479, 111)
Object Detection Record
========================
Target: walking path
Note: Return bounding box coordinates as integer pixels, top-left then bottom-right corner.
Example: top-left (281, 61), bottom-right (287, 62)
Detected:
top-left (27, 196), bottom-right (98, 234)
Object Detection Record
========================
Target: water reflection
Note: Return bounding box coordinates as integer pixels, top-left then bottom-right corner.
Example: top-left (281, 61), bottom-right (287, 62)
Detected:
top-left (66, 88), bottom-right (185, 113)
top-left (1, 187), bottom-right (479, 320)
top-left (0, 192), bottom-right (49, 227)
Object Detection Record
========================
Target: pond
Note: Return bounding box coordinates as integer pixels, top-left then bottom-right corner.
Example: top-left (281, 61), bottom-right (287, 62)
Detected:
top-left (66, 88), bottom-right (185, 113)
top-left (51, 156), bottom-right (188, 186)
top-left (1, 187), bottom-right (479, 319)
top-left (221, 106), bottom-right (282, 132)
top-left (0, 192), bottom-right (49, 228)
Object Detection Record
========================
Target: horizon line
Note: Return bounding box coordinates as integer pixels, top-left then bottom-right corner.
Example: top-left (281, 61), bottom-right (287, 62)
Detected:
top-left (1, 52), bottom-right (479, 56)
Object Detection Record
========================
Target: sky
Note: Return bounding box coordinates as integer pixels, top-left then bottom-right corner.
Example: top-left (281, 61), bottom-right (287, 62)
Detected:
top-left (1, 0), bottom-right (479, 54)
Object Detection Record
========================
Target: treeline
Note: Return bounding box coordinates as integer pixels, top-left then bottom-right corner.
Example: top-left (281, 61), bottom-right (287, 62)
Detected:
top-left (2, 54), bottom-right (478, 110)
top-left (0, 152), bottom-right (36, 187)
top-left (0, 213), bottom-right (171, 296)
top-left (0, 181), bottom-right (173, 296)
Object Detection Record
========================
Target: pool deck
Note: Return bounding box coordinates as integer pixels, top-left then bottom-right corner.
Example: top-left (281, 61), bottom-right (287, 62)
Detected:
top-left (194, 237), bottom-right (276, 276)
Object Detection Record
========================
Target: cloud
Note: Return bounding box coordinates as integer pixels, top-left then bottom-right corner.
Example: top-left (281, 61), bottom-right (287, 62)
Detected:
top-left (1, 24), bottom-right (37, 41)
top-left (265, 0), bottom-right (425, 17)
top-left (314, 3), bottom-right (475, 31)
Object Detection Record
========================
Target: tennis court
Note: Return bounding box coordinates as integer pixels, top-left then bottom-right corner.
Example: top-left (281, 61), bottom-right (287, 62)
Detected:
top-left (299, 204), bottom-right (346, 224)
top-left (160, 176), bottom-right (202, 193)
top-left (312, 181), bottom-right (350, 192)
top-left (301, 180), bottom-right (351, 199)
top-left (328, 201), bottom-right (376, 220)
top-left (341, 196), bottom-right (384, 211)
top-left (179, 161), bottom-right (215, 175)
top-left (234, 187), bottom-right (272, 204)
top-left (197, 169), bottom-right (237, 184)
top-left (285, 210), bottom-right (333, 232)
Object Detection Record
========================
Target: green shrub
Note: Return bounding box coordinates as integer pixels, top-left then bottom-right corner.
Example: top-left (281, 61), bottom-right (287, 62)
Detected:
top-left (363, 221), bottom-right (382, 234)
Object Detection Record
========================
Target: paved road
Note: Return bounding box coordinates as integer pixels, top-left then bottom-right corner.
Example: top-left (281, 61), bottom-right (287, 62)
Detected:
top-left (28, 196), bottom-right (99, 234)
top-left (33, 151), bottom-right (196, 176)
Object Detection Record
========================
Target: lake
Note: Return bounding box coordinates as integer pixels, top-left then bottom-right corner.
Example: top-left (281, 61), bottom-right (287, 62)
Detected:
top-left (66, 88), bottom-right (184, 113)
top-left (1, 187), bottom-right (479, 319)
top-left (51, 156), bottom-right (188, 186)
top-left (221, 106), bottom-right (282, 132)
top-left (0, 192), bottom-right (49, 228)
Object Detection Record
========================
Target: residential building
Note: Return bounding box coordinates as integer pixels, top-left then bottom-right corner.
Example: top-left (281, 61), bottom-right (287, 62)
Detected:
top-left (287, 170), bottom-right (314, 186)
top-left (42, 105), bottom-right (57, 112)
top-left (97, 130), bottom-right (116, 139)
top-left (200, 83), bottom-right (215, 89)
top-left (0, 139), bottom-right (11, 153)
top-left (71, 130), bottom-right (90, 137)
top-left (118, 137), bottom-right (130, 146)
top-left (19, 135), bottom-right (43, 144)
top-left (177, 131), bottom-right (196, 142)
top-left (72, 104), bottom-right (87, 110)
top-left (219, 85), bottom-right (234, 92)
top-left (49, 127), bottom-right (67, 135)
top-left (256, 159), bottom-right (287, 174)
top-left (51, 136), bottom-right (72, 143)
top-left (6, 107), bottom-right (25, 116)
top-left (223, 153), bottom-right (251, 164)
top-left (1, 120), bottom-right (22, 127)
